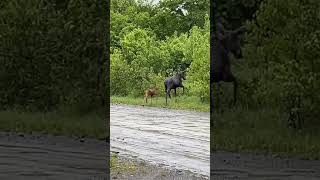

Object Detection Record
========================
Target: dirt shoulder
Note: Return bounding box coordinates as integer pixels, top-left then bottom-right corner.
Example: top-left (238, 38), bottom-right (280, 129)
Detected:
top-left (0, 132), bottom-right (108, 180)
top-left (110, 154), bottom-right (208, 180)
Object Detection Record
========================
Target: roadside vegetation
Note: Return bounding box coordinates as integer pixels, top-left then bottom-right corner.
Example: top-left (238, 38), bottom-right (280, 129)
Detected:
top-left (0, 107), bottom-right (106, 140)
top-left (213, 0), bottom-right (320, 159)
top-left (0, 0), bottom-right (108, 139)
top-left (213, 107), bottom-right (320, 160)
top-left (112, 95), bottom-right (209, 112)
top-left (110, 153), bottom-right (208, 180)
top-left (110, 0), bottom-right (210, 111)
top-left (110, 154), bottom-right (137, 176)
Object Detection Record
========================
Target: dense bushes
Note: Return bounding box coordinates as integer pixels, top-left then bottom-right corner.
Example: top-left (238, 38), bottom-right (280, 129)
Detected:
top-left (219, 0), bottom-right (320, 123)
top-left (0, 0), bottom-right (107, 111)
top-left (110, 0), bottom-right (210, 100)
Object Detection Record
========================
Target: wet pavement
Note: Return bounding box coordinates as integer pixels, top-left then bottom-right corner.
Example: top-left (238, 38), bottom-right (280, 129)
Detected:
top-left (211, 151), bottom-right (320, 180)
top-left (110, 104), bottom-right (210, 177)
top-left (1, 104), bottom-right (319, 180)
top-left (110, 104), bottom-right (320, 180)
top-left (0, 132), bottom-right (108, 180)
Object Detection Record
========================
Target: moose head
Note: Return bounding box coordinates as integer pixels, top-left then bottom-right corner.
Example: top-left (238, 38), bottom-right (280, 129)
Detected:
top-left (176, 71), bottom-right (186, 80)
top-left (216, 23), bottom-right (247, 59)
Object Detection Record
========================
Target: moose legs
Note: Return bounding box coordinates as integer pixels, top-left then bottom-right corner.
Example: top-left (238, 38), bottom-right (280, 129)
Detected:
top-left (165, 84), bottom-right (169, 105)
top-left (165, 88), bottom-right (171, 105)
top-left (166, 87), bottom-right (185, 105)
top-left (215, 83), bottom-right (222, 113)
top-left (287, 95), bottom-right (303, 129)
top-left (224, 73), bottom-right (237, 106)
top-left (231, 78), bottom-right (237, 106)
top-left (212, 72), bottom-right (237, 111)
top-left (174, 86), bottom-right (184, 96)
top-left (165, 85), bottom-right (184, 106)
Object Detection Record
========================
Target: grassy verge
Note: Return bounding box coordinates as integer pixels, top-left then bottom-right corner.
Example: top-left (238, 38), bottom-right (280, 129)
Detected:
top-left (0, 106), bottom-right (107, 140)
top-left (111, 95), bottom-right (210, 112)
top-left (212, 107), bottom-right (320, 160)
top-left (110, 154), bottom-right (208, 180)
top-left (110, 154), bottom-right (137, 175)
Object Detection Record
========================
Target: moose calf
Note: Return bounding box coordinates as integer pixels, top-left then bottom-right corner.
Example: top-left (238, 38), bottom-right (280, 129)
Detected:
top-left (144, 87), bottom-right (158, 104)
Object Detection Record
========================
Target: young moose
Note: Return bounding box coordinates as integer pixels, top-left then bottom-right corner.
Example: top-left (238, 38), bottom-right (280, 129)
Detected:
top-left (164, 71), bottom-right (186, 105)
top-left (144, 87), bottom-right (158, 104)
top-left (210, 23), bottom-right (246, 111)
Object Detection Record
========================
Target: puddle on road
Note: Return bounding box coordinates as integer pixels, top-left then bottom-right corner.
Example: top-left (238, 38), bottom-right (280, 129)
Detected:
top-left (110, 104), bottom-right (210, 177)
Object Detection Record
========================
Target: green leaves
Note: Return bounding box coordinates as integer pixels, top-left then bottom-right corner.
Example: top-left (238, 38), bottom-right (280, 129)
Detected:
top-left (185, 23), bottom-right (210, 99)
top-left (240, 0), bottom-right (320, 117)
top-left (110, 1), bottom-right (209, 99)
top-left (0, 0), bottom-right (107, 111)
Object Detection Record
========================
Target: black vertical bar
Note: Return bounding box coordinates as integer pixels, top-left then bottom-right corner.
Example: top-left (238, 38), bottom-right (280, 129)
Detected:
top-left (210, 0), bottom-right (216, 115)
top-left (105, 0), bottom-right (110, 179)
top-left (210, 0), bottom-right (216, 178)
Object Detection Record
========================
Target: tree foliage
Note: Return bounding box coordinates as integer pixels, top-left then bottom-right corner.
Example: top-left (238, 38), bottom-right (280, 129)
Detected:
top-left (110, 0), bottom-right (210, 100)
top-left (0, 0), bottom-right (107, 111)
top-left (225, 0), bottom-right (320, 123)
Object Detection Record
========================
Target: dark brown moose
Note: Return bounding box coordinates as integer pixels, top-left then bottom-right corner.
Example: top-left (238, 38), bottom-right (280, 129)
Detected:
top-left (164, 71), bottom-right (186, 105)
top-left (210, 23), bottom-right (246, 112)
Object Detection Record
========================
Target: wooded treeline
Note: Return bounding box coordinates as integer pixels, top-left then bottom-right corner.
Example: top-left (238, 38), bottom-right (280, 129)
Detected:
top-left (216, 0), bottom-right (320, 126)
top-left (110, 0), bottom-right (210, 99)
top-left (0, 0), bottom-right (107, 111)
top-left (1, 0), bottom-right (319, 121)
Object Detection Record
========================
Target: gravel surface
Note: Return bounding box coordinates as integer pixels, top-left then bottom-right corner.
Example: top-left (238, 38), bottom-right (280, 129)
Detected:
top-left (211, 151), bottom-right (320, 180)
top-left (110, 104), bottom-right (210, 177)
top-left (0, 132), bottom-right (108, 180)
top-left (111, 156), bottom-right (209, 180)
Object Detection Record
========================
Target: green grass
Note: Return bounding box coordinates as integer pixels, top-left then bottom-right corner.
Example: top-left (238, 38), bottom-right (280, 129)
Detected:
top-left (0, 106), bottom-right (108, 140)
top-left (110, 154), bottom-right (137, 174)
top-left (111, 95), bottom-right (210, 112)
top-left (212, 106), bottom-right (320, 160)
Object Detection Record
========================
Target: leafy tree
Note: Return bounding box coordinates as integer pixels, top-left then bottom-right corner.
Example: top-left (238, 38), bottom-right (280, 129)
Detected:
top-left (235, 0), bottom-right (320, 122)
top-left (110, 0), bottom-right (210, 100)
top-left (0, 0), bottom-right (107, 111)
top-left (185, 15), bottom-right (210, 100)
top-left (216, 0), bottom-right (262, 29)
top-left (151, 0), bottom-right (209, 39)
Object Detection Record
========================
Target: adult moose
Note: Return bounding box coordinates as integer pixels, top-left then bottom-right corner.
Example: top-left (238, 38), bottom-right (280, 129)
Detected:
top-left (210, 22), bottom-right (246, 112)
top-left (164, 71), bottom-right (186, 105)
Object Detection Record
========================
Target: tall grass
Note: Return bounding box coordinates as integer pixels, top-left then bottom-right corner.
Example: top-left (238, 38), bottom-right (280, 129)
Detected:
top-left (0, 105), bottom-right (107, 139)
top-left (212, 106), bottom-right (320, 160)
top-left (111, 95), bottom-right (210, 112)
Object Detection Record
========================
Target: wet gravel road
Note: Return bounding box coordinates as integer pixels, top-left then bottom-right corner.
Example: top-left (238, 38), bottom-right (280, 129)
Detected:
top-left (111, 104), bottom-right (320, 180)
top-left (3, 104), bottom-right (318, 180)
top-left (0, 132), bottom-right (108, 180)
top-left (211, 151), bottom-right (320, 180)
top-left (110, 104), bottom-right (210, 178)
